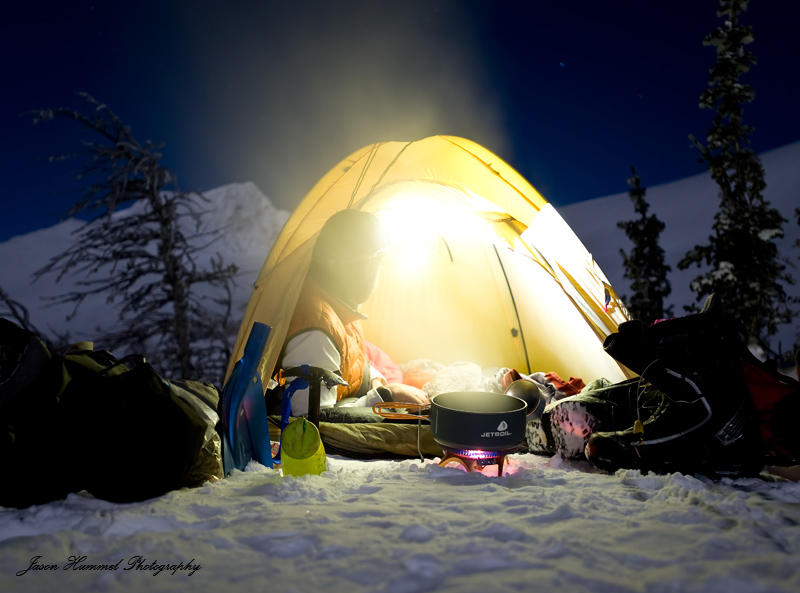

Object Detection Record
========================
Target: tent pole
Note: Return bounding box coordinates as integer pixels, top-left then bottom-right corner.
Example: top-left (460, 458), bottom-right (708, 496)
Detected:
top-left (493, 245), bottom-right (531, 375)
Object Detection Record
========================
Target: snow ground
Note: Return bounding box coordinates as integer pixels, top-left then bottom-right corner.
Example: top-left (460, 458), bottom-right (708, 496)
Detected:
top-left (2, 454), bottom-right (799, 593)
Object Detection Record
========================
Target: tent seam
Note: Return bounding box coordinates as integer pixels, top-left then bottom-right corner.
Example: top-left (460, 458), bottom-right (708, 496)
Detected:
top-left (439, 136), bottom-right (543, 213)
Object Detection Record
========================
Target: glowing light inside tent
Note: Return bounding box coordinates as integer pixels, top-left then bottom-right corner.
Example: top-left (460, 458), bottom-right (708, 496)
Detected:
top-left (377, 193), bottom-right (499, 268)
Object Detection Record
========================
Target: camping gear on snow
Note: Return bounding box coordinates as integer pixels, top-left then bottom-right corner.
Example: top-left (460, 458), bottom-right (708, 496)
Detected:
top-left (226, 136), bottom-right (631, 459)
top-left (527, 299), bottom-right (800, 478)
top-left (64, 360), bottom-right (223, 503)
top-left (430, 391), bottom-right (527, 476)
top-left (373, 391), bottom-right (527, 475)
top-left (220, 322), bottom-right (349, 474)
top-left (504, 379), bottom-right (547, 418)
top-left (428, 392), bottom-right (526, 452)
top-left (273, 365), bottom-right (350, 428)
top-left (525, 377), bottom-right (661, 459)
top-left (0, 319), bottom-right (222, 508)
top-left (585, 295), bottom-right (768, 479)
top-left (220, 322), bottom-right (274, 474)
top-left (271, 364), bottom-right (347, 467)
top-left (0, 319), bottom-right (51, 405)
top-left (274, 413), bottom-right (444, 459)
top-left (280, 417), bottom-right (327, 477)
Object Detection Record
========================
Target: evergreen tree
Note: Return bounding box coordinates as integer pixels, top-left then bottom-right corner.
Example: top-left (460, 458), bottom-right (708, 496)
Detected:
top-left (31, 93), bottom-right (238, 384)
top-left (617, 167), bottom-right (672, 323)
top-left (678, 0), bottom-right (794, 348)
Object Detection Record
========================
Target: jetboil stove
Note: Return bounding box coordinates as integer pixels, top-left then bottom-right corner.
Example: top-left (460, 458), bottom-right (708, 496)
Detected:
top-left (374, 391), bottom-right (529, 477)
top-left (437, 444), bottom-right (521, 476)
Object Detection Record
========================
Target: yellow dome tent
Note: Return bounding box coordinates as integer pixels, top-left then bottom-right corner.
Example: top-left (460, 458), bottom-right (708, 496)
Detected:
top-left (227, 136), bottom-right (631, 387)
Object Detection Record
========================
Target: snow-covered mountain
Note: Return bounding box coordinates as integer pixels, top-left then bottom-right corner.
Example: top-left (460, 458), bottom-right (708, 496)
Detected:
top-left (0, 181), bottom-right (289, 343)
top-left (560, 140), bottom-right (800, 357)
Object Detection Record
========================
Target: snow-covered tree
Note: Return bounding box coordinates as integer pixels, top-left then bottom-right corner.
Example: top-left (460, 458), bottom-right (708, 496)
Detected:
top-left (30, 93), bottom-right (238, 384)
top-left (617, 167), bottom-right (672, 324)
top-left (678, 0), bottom-right (794, 349)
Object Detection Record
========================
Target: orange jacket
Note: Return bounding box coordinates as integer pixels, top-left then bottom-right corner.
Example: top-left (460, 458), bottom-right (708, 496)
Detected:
top-left (284, 277), bottom-right (366, 400)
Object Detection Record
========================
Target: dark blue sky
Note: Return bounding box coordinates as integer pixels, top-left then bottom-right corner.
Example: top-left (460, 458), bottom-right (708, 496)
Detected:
top-left (3, 1), bottom-right (799, 242)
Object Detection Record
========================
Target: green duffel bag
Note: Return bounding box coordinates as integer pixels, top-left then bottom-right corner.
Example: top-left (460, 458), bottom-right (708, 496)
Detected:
top-left (1, 319), bottom-right (223, 508)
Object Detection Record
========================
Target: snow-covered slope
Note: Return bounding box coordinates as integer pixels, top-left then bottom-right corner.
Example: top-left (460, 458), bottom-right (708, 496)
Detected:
top-left (560, 141), bottom-right (800, 355)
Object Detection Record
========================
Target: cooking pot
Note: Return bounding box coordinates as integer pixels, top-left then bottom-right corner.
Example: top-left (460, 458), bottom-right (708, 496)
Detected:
top-left (504, 379), bottom-right (547, 418)
top-left (375, 391), bottom-right (527, 452)
top-left (430, 392), bottom-right (527, 451)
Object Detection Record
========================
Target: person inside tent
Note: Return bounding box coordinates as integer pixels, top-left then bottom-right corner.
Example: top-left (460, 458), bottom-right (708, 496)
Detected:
top-left (272, 209), bottom-right (428, 419)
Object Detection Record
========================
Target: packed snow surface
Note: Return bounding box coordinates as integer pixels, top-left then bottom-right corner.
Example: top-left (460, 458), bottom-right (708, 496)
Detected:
top-left (2, 455), bottom-right (799, 592)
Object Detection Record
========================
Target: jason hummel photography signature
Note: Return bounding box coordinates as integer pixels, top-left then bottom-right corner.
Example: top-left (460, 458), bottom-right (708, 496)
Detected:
top-left (16, 555), bottom-right (202, 576)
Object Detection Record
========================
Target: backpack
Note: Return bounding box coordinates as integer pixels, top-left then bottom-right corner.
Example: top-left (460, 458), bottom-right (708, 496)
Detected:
top-left (0, 319), bottom-right (223, 508)
top-left (530, 295), bottom-right (799, 474)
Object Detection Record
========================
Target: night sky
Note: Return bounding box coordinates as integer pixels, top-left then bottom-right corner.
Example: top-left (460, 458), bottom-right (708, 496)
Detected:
top-left (3, 0), bottom-right (799, 242)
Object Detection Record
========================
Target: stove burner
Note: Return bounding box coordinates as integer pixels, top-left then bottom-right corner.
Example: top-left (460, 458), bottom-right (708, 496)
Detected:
top-left (438, 445), bottom-right (518, 477)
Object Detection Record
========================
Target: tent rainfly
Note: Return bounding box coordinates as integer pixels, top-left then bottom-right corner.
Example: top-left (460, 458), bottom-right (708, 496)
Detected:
top-left (227, 136), bottom-right (632, 388)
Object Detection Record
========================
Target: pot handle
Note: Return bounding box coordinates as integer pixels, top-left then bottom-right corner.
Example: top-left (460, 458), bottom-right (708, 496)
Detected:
top-left (372, 401), bottom-right (430, 420)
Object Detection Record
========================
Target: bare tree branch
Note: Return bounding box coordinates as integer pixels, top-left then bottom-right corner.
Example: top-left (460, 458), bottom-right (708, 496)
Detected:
top-left (30, 92), bottom-right (238, 384)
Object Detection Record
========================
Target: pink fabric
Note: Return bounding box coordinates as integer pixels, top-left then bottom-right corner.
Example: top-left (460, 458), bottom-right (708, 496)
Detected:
top-left (402, 368), bottom-right (436, 389)
top-left (365, 340), bottom-right (404, 384)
